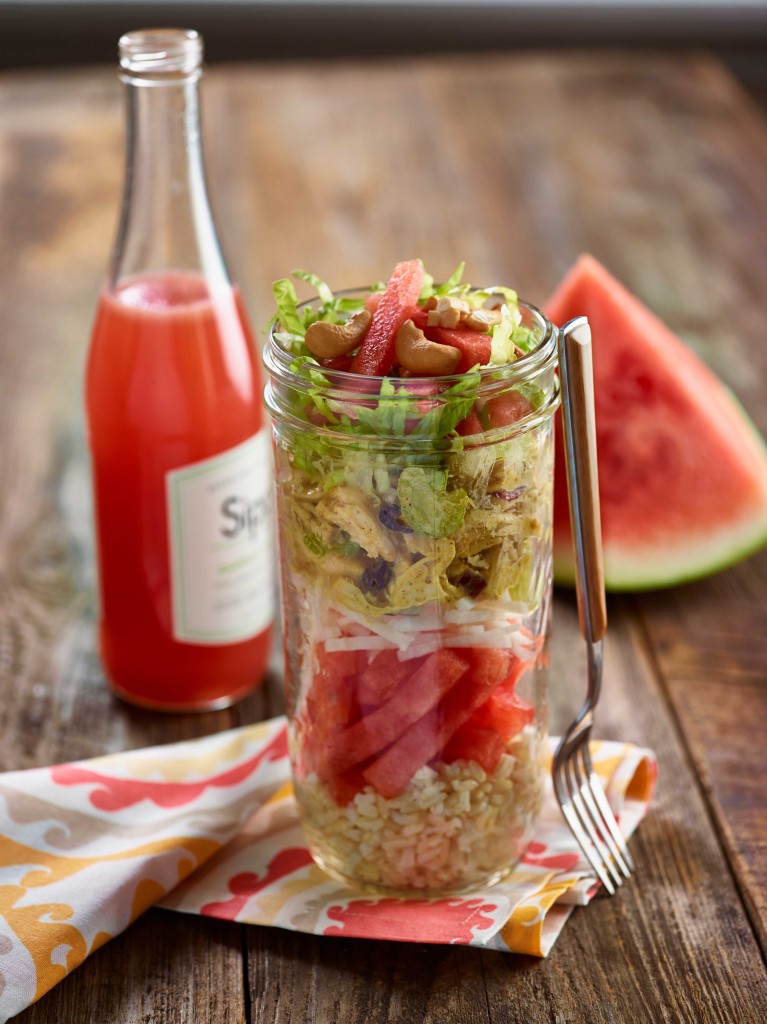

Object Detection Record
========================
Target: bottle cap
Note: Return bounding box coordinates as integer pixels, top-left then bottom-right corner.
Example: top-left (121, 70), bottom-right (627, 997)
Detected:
top-left (119, 28), bottom-right (203, 79)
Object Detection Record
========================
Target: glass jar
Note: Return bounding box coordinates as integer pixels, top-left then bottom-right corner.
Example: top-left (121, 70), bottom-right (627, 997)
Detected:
top-left (264, 295), bottom-right (560, 896)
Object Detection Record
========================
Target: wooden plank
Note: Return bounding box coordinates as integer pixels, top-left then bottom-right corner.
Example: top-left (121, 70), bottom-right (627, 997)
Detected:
top-left (16, 910), bottom-right (247, 1024)
top-left (1, 51), bottom-right (766, 1022)
top-left (634, 549), bottom-right (767, 950)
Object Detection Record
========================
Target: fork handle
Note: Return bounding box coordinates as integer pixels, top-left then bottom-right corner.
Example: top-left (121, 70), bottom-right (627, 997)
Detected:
top-left (558, 317), bottom-right (607, 643)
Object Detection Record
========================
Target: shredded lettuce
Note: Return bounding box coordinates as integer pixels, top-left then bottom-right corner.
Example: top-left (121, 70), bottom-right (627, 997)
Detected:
top-left (409, 370), bottom-right (480, 439)
top-left (397, 467), bottom-right (470, 538)
top-left (489, 304), bottom-right (535, 365)
top-left (268, 278), bottom-right (305, 350)
top-left (467, 285), bottom-right (519, 309)
top-left (288, 361), bottom-right (480, 449)
top-left (437, 261), bottom-right (467, 294)
top-left (291, 269), bottom-right (334, 307)
top-left (272, 270), bottom-right (368, 354)
top-left (355, 378), bottom-right (412, 437)
top-left (418, 261), bottom-right (467, 303)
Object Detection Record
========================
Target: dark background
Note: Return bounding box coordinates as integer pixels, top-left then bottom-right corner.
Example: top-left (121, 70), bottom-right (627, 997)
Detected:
top-left (1, 0), bottom-right (766, 108)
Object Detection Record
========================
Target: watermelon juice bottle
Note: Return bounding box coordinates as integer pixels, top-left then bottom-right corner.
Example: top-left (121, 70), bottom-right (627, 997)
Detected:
top-left (264, 271), bottom-right (559, 896)
top-left (86, 30), bottom-right (273, 710)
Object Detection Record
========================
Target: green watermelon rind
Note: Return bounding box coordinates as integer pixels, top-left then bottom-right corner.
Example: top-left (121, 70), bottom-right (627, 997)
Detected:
top-left (553, 388), bottom-right (767, 591)
top-left (554, 513), bottom-right (767, 591)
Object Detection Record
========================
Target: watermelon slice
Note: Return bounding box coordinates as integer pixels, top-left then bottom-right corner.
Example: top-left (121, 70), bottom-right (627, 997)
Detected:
top-left (350, 260), bottom-right (424, 375)
top-left (329, 648), bottom-right (470, 775)
top-left (361, 651), bottom-right (518, 798)
top-left (358, 649), bottom-right (414, 707)
top-left (545, 255), bottom-right (767, 589)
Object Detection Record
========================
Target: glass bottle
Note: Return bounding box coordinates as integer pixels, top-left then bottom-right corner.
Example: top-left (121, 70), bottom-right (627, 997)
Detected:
top-left (264, 293), bottom-right (558, 895)
top-left (86, 29), bottom-right (273, 711)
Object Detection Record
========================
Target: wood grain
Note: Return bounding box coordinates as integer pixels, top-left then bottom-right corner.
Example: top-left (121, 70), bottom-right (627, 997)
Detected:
top-left (1, 51), bottom-right (766, 1023)
top-left (17, 910), bottom-right (248, 1024)
top-left (633, 548), bottom-right (767, 950)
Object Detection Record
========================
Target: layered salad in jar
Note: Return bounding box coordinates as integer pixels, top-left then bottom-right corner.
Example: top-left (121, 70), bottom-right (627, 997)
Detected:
top-left (265, 259), bottom-right (557, 895)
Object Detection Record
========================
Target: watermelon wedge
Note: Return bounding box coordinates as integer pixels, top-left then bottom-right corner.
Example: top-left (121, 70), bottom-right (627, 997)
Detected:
top-left (545, 255), bottom-right (767, 590)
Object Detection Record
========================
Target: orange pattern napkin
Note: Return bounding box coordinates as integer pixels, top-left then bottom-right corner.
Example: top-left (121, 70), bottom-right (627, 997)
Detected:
top-left (0, 717), bottom-right (656, 1021)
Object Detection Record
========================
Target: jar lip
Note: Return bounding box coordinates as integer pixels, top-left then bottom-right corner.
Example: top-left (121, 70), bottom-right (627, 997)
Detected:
top-left (264, 287), bottom-right (558, 398)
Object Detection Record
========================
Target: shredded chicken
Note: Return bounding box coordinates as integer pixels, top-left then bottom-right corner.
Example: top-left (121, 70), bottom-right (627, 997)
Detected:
top-left (315, 486), bottom-right (398, 562)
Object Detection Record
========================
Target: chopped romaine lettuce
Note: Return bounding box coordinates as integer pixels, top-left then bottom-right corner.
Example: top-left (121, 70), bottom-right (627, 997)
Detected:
top-left (397, 467), bottom-right (470, 539)
top-left (291, 269), bottom-right (335, 308)
top-left (489, 304), bottom-right (531, 365)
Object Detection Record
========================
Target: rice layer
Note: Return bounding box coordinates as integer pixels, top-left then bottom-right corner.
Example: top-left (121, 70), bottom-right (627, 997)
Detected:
top-left (296, 727), bottom-right (545, 893)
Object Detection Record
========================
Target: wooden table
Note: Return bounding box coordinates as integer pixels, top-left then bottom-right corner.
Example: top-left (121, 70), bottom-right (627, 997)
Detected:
top-left (1, 51), bottom-right (766, 1023)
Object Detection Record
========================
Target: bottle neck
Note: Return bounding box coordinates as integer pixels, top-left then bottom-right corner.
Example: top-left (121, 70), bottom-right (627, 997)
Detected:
top-left (108, 74), bottom-right (230, 291)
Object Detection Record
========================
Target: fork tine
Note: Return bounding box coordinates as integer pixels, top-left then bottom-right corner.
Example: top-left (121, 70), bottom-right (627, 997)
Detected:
top-left (564, 747), bottom-right (624, 890)
top-left (553, 760), bottom-right (617, 895)
top-left (575, 746), bottom-right (633, 879)
top-left (581, 745), bottom-right (635, 873)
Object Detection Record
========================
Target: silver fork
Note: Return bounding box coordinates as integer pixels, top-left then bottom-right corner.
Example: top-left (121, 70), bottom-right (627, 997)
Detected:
top-left (552, 316), bottom-right (634, 895)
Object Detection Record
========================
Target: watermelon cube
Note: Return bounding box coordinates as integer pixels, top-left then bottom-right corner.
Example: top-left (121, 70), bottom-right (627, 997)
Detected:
top-left (470, 683), bottom-right (534, 741)
top-left (311, 647), bottom-right (359, 730)
top-left (324, 766), bottom-right (367, 807)
top-left (467, 648), bottom-right (514, 687)
top-left (301, 645), bottom-right (362, 779)
top-left (458, 391), bottom-right (534, 435)
top-left (443, 723), bottom-right (506, 774)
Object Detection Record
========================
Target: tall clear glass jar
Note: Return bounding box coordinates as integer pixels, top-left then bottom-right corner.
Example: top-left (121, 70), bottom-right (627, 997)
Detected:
top-left (264, 297), bottom-right (559, 896)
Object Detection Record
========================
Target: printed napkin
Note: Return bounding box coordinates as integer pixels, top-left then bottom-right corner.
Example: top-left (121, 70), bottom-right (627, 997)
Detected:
top-left (0, 717), bottom-right (656, 1021)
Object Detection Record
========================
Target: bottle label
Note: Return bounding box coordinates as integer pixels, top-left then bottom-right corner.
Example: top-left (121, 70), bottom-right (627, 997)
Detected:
top-left (166, 430), bottom-right (274, 645)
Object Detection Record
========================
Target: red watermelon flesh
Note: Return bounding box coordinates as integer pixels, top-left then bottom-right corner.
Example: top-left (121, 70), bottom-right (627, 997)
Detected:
top-left (408, 308), bottom-right (492, 372)
top-left (545, 255), bottom-right (767, 590)
top-left (350, 260), bottom-right (424, 375)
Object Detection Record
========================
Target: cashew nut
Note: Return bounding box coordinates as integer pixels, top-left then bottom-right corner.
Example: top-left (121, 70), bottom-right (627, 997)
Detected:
top-left (464, 308), bottom-right (503, 331)
top-left (395, 320), bottom-right (461, 375)
top-left (305, 309), bottom-right (372, 359)
top-left (427, 295), bottom-right (471, 329)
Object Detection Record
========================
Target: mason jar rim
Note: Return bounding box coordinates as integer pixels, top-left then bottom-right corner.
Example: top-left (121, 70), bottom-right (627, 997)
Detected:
top-left (263, 287), bottom-right (560, 448)
top-left (264, 288), bottom-right (558, 395)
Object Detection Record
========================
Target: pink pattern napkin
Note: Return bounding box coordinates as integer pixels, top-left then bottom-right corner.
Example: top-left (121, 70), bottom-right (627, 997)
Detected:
top-left (0, 717), bottom-right (656, 1022)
